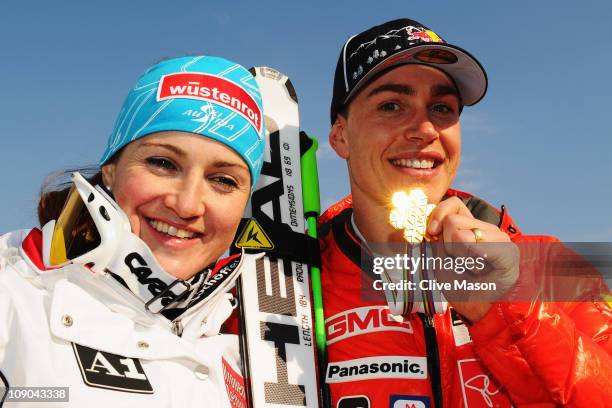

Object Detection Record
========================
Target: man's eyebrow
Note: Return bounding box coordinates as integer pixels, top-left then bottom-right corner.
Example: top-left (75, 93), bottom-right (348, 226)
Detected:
top-left (140, 142), bottom-right (186, 157)
top-left (431, 84), bottom-right (460, 98)
top-left (367, 84), bottom-right (415, 98)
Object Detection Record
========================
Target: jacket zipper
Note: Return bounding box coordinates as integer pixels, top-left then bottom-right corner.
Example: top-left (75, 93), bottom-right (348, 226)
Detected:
top-left (419, 313), bottom-right (443, 408)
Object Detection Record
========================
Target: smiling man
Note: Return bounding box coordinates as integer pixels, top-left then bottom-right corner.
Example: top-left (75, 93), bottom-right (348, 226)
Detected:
top-left (318, 18), bottom-right (612, 407)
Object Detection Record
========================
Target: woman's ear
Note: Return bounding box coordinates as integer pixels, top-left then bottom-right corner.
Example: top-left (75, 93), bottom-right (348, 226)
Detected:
top-left (329, 116), bottom-right (350, 159)
top-left (101, 164), bottom-right (116, 191)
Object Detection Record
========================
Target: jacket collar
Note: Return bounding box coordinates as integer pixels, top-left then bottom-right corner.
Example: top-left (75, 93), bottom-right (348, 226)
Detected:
top-left (319, 189), bottom-right (522, 238)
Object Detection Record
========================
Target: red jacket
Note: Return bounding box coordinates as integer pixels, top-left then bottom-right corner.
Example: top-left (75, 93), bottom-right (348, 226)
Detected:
top-left (318, 191), bottom-right (612, 407)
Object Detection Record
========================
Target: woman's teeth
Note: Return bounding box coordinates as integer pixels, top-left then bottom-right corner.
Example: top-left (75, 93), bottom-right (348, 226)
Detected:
top-left (391, 158), bottom-right (435, 169)
top-left (149, 219), bottom-right (196, 239)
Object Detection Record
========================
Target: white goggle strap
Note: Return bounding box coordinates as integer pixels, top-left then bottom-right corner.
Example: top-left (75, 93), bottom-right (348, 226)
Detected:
top-left (104, 232), bottom-right (192, 314)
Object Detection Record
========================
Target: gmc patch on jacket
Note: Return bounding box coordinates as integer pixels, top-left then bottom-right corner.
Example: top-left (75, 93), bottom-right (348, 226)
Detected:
top-left (72, 343), bottom-right (154, 394)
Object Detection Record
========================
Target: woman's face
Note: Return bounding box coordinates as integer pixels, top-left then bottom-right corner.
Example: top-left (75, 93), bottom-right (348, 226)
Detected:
top-left (102, 131), bottom-right (251, 280)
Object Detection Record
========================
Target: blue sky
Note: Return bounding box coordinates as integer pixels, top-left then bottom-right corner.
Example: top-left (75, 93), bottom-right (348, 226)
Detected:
top-left (1, 1), bottom-right (611, 241)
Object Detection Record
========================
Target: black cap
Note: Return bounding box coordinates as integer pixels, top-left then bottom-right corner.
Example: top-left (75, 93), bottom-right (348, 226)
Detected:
top-left (330, 18), bottom-right (488, 123)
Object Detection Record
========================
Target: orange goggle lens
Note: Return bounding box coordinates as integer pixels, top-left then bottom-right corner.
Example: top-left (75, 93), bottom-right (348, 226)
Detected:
top-left (48, 186), bottom-right (101, 266)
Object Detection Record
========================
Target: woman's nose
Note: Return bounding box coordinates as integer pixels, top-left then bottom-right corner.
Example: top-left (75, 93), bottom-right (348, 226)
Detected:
top-left (164, 176), bottom-right (206, 219)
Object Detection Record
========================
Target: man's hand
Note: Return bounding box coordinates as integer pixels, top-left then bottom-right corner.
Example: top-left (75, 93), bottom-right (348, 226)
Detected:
top-left (426, 197), bottom-right (520, 323)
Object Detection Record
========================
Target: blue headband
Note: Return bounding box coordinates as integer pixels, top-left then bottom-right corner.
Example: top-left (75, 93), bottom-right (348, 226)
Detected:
top-left (100, 56), bottom-right (265, 187)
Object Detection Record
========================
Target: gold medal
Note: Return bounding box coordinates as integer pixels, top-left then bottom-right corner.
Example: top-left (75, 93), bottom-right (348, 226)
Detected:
top-left (389, 189), bottom-right (436, 244)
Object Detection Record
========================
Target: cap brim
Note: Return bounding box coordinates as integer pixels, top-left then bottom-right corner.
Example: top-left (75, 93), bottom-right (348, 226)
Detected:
top-left (345, 43), bottom-right (488, 106)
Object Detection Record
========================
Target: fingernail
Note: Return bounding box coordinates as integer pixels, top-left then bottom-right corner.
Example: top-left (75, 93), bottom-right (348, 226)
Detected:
top-left (429, 220), bottom-right (439, 234)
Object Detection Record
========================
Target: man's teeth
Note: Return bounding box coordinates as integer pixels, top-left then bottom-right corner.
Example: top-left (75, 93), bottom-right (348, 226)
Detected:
top-left (391, 159), bottom-right (435, 169)
top-left (149, 220), bottom-right (196, 239)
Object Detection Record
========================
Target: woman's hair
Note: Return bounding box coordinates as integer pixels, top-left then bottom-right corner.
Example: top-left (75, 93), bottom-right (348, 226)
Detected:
top-left (37, 166), bottom-right (104, 227)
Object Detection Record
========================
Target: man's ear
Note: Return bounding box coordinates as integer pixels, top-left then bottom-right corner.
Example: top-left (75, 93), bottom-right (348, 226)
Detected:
top-left (101, 164), bottom-right (116, 190)
top-left (329, 116), bottom-right (349, 159)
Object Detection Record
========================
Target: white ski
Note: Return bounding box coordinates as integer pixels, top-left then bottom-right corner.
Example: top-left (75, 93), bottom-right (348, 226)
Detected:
top-left (235, 67), bottom-right (320, 408)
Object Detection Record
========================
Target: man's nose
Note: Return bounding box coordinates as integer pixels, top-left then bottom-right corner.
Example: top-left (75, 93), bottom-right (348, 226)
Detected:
top-left (404, 109), bottom-right (439, 144)
top-left (164, 175), bottom-right (206, 219)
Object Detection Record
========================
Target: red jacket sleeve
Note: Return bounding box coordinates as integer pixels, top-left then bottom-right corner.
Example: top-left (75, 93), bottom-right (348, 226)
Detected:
top-left (468, 238), bottom-right (612, 406)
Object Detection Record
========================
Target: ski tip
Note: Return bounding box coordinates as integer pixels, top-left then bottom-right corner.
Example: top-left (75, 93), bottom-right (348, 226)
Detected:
top-left (251, 66), bottom-right (283, 81)
top-left (250, 66), bottom-right (299, 103)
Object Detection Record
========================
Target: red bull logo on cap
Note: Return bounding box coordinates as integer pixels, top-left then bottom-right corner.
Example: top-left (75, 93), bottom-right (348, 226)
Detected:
top-left (407, 29), bottom-right (443, 43)
top-left (157, 72), bottom-right (262, 133)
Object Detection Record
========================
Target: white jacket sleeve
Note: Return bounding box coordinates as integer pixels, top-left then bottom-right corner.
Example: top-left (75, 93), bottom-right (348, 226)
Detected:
top-left (0, 233), bottom-right (22, 372)
top-left (0, 276), bottom-right (16, 366)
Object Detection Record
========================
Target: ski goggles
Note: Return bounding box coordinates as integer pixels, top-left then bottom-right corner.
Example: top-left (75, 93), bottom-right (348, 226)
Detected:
top-left (43, 172), bottom-right (130, 269)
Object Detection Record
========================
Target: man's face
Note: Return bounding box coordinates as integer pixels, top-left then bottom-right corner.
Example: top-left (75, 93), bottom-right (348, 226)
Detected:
top-left (330, 64), bottom-right (462, 206)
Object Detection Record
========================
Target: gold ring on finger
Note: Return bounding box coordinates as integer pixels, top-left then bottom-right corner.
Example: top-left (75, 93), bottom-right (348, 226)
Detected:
top-left (471, 228), bottom-right (484, 243)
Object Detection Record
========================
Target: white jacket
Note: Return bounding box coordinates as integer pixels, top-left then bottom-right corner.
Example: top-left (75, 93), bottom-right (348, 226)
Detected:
top-left (0, 229), bottom-right (254, 407)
